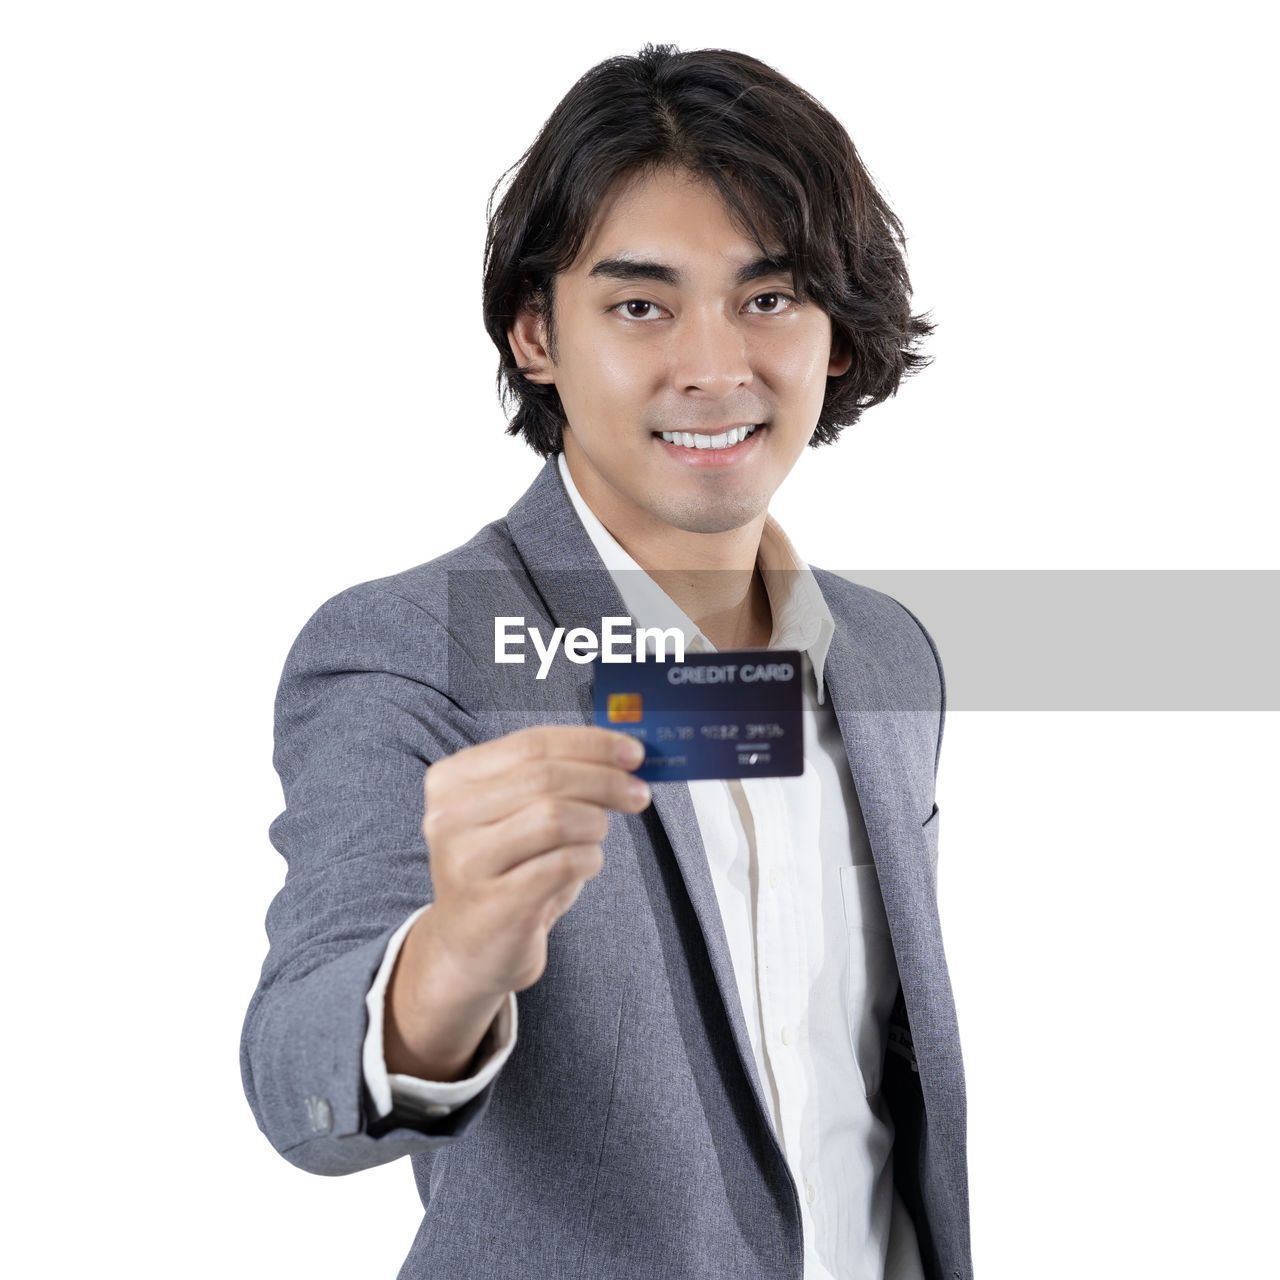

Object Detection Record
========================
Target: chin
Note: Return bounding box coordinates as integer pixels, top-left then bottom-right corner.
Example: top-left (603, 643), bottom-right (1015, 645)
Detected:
top-left (654, 493), bottom-right (767, 535)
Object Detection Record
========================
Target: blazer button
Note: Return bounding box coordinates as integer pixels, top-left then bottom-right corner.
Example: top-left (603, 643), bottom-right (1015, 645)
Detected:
top-left (305, 1095), bottom-right (333, 1134)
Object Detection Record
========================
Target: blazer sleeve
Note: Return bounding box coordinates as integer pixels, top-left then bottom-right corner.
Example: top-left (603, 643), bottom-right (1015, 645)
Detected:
top-left (240, 582), bottom-right (495, 1176)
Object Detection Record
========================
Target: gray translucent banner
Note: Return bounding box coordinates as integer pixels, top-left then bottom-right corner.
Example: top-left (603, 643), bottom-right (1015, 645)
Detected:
top-left (838, 570), bottom-right (1279, 710)
top-left (444, 570), bottom-right (1279, 712)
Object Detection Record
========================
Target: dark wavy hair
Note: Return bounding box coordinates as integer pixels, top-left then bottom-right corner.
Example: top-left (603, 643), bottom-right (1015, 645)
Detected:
top-left (482, 44), bottom-right (934, 458)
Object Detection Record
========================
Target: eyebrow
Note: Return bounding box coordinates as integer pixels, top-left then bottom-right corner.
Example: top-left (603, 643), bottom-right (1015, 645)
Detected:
top-left (586, 254), bottom-right (794, 288)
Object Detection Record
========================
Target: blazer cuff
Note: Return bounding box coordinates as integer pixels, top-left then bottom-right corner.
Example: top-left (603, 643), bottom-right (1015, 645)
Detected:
top-left (363, 904), bottom-right (518, 1121)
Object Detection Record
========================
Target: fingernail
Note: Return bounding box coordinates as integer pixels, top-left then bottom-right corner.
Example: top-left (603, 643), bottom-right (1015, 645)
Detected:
top-left (629, 778), bottom-right (652, 806)
top-left (617, 737), bottom-right (645, 767)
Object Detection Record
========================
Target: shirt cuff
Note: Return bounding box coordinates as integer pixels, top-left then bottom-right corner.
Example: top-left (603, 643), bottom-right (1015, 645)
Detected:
top-left (363, 904), bottom-right (519, 1121)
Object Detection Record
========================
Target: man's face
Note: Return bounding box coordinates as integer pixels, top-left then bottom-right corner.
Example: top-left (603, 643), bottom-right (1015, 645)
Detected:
top-left (511, 165), bottom-right (851, 554)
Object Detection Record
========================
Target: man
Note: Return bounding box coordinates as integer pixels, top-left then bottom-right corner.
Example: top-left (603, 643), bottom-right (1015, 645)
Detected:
top-left (242, 44), bottom-right (970, 1280)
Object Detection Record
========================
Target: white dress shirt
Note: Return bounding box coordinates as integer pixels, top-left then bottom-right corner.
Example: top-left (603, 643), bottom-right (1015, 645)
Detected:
top-left (363, 452), bottom-right (924, 1279)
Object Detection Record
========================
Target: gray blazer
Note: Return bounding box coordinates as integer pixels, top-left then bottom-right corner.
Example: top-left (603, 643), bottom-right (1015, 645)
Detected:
top-left (241, 456), bottom-right (971, 1280)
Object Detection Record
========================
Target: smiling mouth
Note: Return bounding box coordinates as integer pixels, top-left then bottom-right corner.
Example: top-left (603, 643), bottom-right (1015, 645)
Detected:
top-left (652, 423), bottom-right (761, 451)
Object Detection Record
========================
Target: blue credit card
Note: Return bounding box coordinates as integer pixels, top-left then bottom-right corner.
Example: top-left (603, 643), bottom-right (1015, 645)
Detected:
top-left (592, 648), bottom-right (804, 782)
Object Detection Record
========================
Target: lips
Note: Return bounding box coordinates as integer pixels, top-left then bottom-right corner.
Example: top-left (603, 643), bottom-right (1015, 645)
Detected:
top-left (651, 421), bottom-right (767, 467)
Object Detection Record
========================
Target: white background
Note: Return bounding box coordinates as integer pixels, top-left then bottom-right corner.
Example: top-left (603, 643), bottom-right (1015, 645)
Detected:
top-left (4, 2), bottom-right (1276, 1276)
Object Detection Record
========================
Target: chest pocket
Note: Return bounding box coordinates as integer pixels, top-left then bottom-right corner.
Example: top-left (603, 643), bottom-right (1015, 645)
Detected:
top-left (838, 863), bottom-right (899, 1097)
top-left (922, 802), bottom-right (940, 876)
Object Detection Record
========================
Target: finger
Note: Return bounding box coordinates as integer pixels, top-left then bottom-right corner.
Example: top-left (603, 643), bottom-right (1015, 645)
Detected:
top-left (434, 841), bottom-right (603, 955)
top-left (429, 756), bottom-right (651, 834)
top-left (542, 877), bottom-right (588, 930)
top-left (442, 793), bottom-right (611, 885)
top-left (437, 797), bottom-right (614, 885)
top-left (497, 842), bottom-right (605, 929)
top-left (429, 725), bottom-right (645, 793)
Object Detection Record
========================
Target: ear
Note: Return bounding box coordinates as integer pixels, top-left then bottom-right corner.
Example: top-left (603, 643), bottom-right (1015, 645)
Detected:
top-left (827, 328), bottom-right (853, 378)
top-left (508, 301), bottom-right (556, 385)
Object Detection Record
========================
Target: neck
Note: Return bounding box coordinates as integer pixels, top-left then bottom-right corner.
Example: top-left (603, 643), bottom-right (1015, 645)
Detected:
top-left (563, 454), bottom-right (775, 652)
top-left (646, 558), bottom-right (773, 652)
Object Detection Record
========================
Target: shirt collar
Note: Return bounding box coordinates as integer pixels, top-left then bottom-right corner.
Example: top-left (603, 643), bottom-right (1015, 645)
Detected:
top-left (555, 451), bottom-right (835, 703)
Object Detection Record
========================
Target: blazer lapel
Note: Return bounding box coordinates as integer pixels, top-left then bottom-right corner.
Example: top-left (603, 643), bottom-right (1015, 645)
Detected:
top-left (816, 585), bottom-right (945, 1078)
top-left (504, 458), bottom-right (778, 1130)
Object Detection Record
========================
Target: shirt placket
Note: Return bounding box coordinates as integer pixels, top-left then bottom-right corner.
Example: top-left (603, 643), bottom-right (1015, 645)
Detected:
top-left (745, 775), bottom-right (812, 1151)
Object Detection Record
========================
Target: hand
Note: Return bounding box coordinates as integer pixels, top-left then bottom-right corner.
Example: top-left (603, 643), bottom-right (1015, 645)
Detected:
top-left (422, 724), bottom-right (650, 995)
top-left (385, 726), bottom-right (649, 1080)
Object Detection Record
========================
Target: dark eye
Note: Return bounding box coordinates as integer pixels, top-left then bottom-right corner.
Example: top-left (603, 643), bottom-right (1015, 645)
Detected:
top-left (746, 293), bottom-right (794, 315)
top-left (621, 300), bottom-right (658, 319)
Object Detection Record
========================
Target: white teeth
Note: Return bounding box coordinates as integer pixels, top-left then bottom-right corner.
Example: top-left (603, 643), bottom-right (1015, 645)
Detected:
top-left (661, 424), bottom-right (758, 450)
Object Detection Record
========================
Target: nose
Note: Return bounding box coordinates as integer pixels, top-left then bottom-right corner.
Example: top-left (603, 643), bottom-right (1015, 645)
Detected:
top-left (671, 308), bottom-right (753, 400)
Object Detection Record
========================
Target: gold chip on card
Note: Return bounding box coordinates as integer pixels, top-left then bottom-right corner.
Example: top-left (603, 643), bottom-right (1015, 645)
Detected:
top-left (607, 692), bottom-right (643, 723)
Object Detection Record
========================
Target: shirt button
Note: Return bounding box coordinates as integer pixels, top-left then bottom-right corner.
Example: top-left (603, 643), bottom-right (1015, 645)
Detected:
top-left (805, 1182), bottom-right (816, 1205)
top-left (425, 1104), bottom-right (451, 1117)
top-left (768, 868), bottom-right (781, 891)
top-left (780, 1025), bottom-right (792, 1046)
